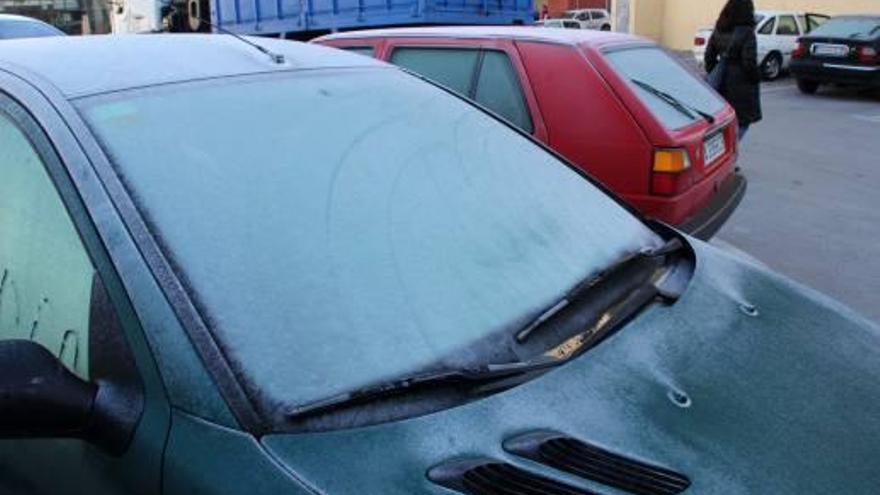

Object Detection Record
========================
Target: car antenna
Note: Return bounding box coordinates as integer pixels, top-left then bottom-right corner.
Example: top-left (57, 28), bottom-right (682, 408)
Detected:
top-left (160, 4), bottom-right (285, 65)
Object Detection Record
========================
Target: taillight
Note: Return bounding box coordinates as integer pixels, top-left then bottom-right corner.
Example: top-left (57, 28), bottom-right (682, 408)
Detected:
top-left (652, 149), bottom-right (691, 196)
top-left (694, 36), bottom-right (706, 47)
top-left (857, 46), bottom-right (878, 64)
top-left (792, 41), bottom-right (806, 59)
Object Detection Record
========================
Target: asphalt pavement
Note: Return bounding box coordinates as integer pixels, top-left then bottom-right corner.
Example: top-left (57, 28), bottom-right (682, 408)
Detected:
top-left (715, 80), bottom-right (880, 324)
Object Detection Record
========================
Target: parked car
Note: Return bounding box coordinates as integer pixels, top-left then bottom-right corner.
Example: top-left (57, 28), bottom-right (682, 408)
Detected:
top-left (3, 33), bottom-right (880, 495)
top-left (534, 18), bottom-right (582, 29)
top-left (317, 27), bottom-right (745, 240)
top-left (791, 15), bottom-right (880, 94)
top-left (0, 14), bottom-right (64, 39)
top-left (694, 11), bottom-right (829, 80)
top-left (563, 8), bottom-right (612, 31)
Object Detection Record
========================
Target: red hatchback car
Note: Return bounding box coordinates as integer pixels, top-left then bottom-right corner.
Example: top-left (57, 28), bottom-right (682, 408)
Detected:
top-left (315, 27), bottom-right (746, 239)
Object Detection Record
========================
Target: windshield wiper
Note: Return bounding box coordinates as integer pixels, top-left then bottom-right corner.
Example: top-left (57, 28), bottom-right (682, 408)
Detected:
top-left (287, 358), bottom-right (563, 421)
top-left (631, 79), bottom-right (715, 125)
top-left (287, 238), bottom-right (688, 422)
top-left (515, 237), bottom-right (685, 343)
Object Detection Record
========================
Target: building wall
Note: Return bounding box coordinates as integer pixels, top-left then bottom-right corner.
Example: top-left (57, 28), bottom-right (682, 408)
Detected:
top-left (622, 0), bottom-right (880, 50)
top-left (628, 0), bottom-right (664, 42)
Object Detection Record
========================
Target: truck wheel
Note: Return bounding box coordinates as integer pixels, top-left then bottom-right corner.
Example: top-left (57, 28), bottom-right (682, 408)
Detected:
top-left (601, 24), bottom-right (611, 31)
top-left (797, 79), bottom-right (820, 95)
top-left (761, 53), bottom-right (782, 81)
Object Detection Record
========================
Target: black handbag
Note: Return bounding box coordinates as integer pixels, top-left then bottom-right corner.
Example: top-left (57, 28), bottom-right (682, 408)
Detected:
top-left (707, 27), bottom-right (747, 91)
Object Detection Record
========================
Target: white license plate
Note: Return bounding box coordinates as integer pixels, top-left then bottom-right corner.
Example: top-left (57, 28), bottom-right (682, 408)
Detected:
top-left (704, 133), bottom-right (726, 165)
top-left (812, 43), bottom-right (850, 57)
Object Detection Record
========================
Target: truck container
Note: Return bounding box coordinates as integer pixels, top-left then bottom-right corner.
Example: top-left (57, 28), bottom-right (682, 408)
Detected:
top-left (110, 0), bottom-right (534, 38)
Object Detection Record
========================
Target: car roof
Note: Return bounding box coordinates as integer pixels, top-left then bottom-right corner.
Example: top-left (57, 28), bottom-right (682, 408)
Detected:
top-left (0, 34), bottom-right (384, 99)
top-left (317, 26), bottom-right (642, 47)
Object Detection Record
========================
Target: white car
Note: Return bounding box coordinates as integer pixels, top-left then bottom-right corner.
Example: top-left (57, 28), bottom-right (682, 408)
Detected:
top-left (694, 11), bottom-right (830, 80)
top-left (562, 9), bottom-right (612, 31)
top-left (534, 18), bottom-right (582, 29)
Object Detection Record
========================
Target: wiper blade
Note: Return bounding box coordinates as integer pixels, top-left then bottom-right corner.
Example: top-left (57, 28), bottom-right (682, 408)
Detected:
top-left (287, 358), bottom-right (562, 421)
top-left (515, 237), bottom-right (684, 343)
top-left (631, 79), bottom-right (716, 125)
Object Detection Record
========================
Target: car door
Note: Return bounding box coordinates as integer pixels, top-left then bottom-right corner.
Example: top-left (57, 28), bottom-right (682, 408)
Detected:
top-left (576, 11), bottom-right (591, 29)
top-left (0, 78), bottom-right (169, 495)
top-left (756, 15), bottom-right (776, 64)
top-left (386, 40), bottom-right (548, 141)
top-left (774, 14), bottom-right (801, 66)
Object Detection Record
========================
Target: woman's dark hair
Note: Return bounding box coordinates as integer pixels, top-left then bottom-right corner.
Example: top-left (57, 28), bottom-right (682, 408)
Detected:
top-left (715, 0), bottom-right (756, 32)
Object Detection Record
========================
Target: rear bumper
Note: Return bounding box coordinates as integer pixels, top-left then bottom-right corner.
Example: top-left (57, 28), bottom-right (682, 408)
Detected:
top-left (791, 59), bottom-right (880, 87)
top-left (679, 172), bottom-right (747, 240)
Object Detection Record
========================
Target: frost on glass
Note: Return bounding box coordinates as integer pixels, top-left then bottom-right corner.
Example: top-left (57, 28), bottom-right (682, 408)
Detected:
top-left (80, 68), bottom-right (659, 414)
top-left (606, 47), bottom-right (726, 130)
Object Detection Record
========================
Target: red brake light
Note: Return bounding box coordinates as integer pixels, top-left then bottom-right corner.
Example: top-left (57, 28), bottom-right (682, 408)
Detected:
top-left (694, 37), bottom-right (706, 47)
top-left (857, 46), bottom-right (878, 64)
top-left (792, 41), bottom-right (806, 59)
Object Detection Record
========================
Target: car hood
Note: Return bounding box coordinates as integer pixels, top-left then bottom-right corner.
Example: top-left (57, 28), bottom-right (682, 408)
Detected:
top-left (262, 239), bottom-right (880, 494)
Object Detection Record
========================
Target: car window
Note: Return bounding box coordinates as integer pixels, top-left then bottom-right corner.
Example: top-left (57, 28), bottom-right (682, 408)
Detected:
top-left (806, 15), bottom-right (829, 33)
top-left (810, 17), bottom-right (880, 39)
top-left (0, 110), bottom-right (94, 379)
top-left (473, 51), bottom-right (534, 133)
top-left (776, 15), bottom-right (800, 36)
top-left (341, 46), bottom-right (375, 57)
top-left (594, 11), bottom-right (606, 19)
top-left (77, 69), bottom-right (660, 421)
top-left (390, 47), bottom-right (480, 94)
top-left (605, 46), bottom-right (726, 130)
top-left (0, 20), bottom-right (63, 39)
top-left (758, 17), bottom-right (776, 35)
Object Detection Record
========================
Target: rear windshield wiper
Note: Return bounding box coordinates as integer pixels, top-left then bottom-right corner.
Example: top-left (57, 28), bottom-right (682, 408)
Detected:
top-left (631, 79), bottom-right (715, 125)
top-left (516, 237), bottom-right (686, 344)
top-left (286, 357), bottom-right (564, 421)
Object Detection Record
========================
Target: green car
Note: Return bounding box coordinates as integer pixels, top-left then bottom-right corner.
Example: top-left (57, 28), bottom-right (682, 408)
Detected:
top-left (1, 35), bottom-right (879, 495)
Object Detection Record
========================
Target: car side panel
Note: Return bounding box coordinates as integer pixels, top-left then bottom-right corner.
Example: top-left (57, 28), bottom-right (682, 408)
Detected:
top-left (515, 40), bottom-right (652, 197)
top-left (163, 410), bottom-right (315, 495)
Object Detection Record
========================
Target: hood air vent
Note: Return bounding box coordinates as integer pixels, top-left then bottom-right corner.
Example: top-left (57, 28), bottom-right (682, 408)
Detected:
top-left (428, 458), bottom-right (599, 495)
top-left (504, 432), bottom-right (690, 495)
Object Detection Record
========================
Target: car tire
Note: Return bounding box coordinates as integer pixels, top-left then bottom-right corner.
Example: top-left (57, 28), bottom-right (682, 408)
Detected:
top-left (761, 53), bottom-right (782, 81)
top-left (601, 24), bottom-right (611, 31)
top-left (797, 79), bottom-right (820, 95)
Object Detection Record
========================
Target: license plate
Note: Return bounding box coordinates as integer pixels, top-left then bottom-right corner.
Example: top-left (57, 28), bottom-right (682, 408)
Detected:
top-left (703, 133), bottom-right (726, 165)
top-left (812, 43), bottom-right (850, 57)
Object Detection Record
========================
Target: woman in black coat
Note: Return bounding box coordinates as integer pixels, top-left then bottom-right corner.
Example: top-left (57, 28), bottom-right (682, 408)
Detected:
top-left (705, 0), bottom-right (762, 140)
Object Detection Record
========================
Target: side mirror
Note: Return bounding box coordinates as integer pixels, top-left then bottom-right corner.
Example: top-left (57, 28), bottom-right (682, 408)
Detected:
top-left (0, 339), bottom-right (97, 439)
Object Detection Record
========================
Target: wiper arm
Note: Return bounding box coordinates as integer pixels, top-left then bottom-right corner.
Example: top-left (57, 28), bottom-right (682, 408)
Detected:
top-left (287, 358), bottom-right (562, 421)
top-left (631, 79), bottom-right (716, 125)
top-left (516, 237), bottom-right (685, 343)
